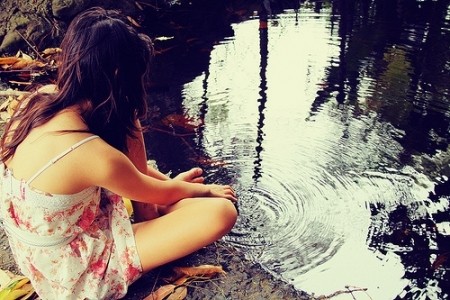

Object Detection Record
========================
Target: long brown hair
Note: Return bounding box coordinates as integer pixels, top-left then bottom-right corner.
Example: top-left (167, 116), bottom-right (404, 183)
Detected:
top-left (0, 7), bottom-right (153, 162)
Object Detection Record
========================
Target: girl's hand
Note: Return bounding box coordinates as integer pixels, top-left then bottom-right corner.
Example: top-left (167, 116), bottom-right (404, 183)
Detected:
top-left (207, 184), bottom-right (237, 202)
top-left (174, 167), bottom-right (205, 183)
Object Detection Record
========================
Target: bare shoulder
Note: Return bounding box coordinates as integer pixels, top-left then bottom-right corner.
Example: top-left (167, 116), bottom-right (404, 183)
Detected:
top-left (80, 137), bottom-right (134, 183)
top-left (81, 137), bottom-right (125, 169)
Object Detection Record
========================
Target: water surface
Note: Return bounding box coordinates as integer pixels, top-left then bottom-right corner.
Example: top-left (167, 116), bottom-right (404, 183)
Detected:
top-left (146, 1), bottom-right (450, 299)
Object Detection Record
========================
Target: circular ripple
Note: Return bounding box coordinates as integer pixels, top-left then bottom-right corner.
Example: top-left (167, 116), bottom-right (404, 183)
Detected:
top-left (221, 152), bottom-right (365, 276)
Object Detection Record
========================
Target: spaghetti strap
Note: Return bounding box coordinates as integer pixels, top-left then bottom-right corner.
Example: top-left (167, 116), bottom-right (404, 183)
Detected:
top-left (27, 135), bottom-right (100, 185)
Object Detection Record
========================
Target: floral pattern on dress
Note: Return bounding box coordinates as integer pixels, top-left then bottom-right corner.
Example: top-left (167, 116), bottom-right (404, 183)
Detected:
top-left (0, 165), bottom-right (143, 299)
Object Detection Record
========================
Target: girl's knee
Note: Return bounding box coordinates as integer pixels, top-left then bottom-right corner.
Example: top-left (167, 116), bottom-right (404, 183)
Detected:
top-left (213, 198), bottom-right (238, 232)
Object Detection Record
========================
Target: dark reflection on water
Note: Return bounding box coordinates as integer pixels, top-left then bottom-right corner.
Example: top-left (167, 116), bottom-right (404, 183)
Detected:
top-left (145, 1), bottom-right (450, 299)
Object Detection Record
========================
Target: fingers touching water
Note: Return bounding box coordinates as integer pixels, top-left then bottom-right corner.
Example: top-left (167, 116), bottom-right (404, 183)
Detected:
top-left (207, 184), bottom-right (237, 203)
top-left (174, 167), bottom-right (237, 202)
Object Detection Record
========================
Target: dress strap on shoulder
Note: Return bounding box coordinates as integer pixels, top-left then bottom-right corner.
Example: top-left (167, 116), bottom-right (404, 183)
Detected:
top-left (27, 135), bottom-right (100, 185)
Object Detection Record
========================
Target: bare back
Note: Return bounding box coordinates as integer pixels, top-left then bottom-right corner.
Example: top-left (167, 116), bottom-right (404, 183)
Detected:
top-left (5, 108), bottom-right (100, 195)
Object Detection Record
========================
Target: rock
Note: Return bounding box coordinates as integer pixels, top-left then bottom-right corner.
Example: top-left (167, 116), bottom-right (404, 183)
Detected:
top-left (0, 32), bottom-right (23, 54)
top-left (52, 0), bottom-right (89, 19)
top-left (0, 0), bottom-right (138, 55)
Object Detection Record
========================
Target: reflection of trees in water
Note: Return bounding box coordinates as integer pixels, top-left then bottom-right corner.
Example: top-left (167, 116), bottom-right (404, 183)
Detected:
top-left (310, 0), bottom-right (450, 157)
top-left (253, 7), bottom-right (269, 182)
top-left (143, 2), bottom-right (450, 296)
top-left (308, 1), bottom-right (450, 297)
top-left (143, 1), bottom-right (235, 175)
top-left (369, 194), bottom-right (450, 299)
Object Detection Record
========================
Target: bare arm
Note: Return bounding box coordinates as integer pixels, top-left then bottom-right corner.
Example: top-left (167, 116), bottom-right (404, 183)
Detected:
top-left (126, 119), bottom-right (207, 184)
top-left (90, 144), bottom-right (235, 205)
top-left (126, 120), bottom-right (170, 180)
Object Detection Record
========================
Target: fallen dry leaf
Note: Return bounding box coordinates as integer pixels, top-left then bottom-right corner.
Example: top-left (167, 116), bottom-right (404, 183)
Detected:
top-left (144, 284), bottom-right (177, 300)
top-left (166, 286), bottom-right (187, 300)
top-left (127, 16), bottom-right (141, 27)
top-left (144, 265), bottom-right (225, 300)
top-left (173, 264), bottom-right (226, 278)
top-left (0, 57), bottom-right (19, 65)
top-left (173, 275), bottom-right (189, 286)
top-left (11, 58), bottom-right (47, 70)
top-left (0, 92), bottom-right (26, 121)
top-left (10, 59), bottom-right (30, 69)
top-left (41, 48), bottom-right (62, 56)
top-left (144, 284), bottom-right (188, 300)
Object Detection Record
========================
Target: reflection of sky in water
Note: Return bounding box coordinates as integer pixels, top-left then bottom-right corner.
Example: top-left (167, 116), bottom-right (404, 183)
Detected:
top-left (181, 8), bottom-right (444, 300)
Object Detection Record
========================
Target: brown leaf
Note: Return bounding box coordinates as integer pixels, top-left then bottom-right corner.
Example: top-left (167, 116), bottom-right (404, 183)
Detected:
top-left (41, 48), bottom-right (62, 56)
top-left (173, 265), bottom-right (225, 278)
top-left (173, 275), bottom-right (189, 286)
top-left (11, 58), bottom-right (32, 69)
top-left (127, 16), bottom-right (141, 28)
top-left (144, 284), bottom-right (177, 300)
top-left (166, 286), bottom-right (187, 300)
top-left (0, 56), bottom-right (19, 65)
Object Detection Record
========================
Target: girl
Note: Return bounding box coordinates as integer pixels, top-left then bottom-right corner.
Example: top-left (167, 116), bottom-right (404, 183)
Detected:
top-left (0, 7), bottom-right (237, 299)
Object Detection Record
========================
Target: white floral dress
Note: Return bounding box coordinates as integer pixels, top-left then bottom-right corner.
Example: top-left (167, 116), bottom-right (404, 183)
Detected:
top-left (0, 136), bottom-right (142, 299)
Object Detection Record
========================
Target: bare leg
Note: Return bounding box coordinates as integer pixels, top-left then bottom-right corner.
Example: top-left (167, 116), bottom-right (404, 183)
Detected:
top-left (132, 197), bottom-right (237, 272)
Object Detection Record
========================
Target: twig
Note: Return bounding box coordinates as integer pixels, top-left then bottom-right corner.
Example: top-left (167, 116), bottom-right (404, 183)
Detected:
top-left (346, 285), bottom-right (357, 300)
top-left (7, 81), bottom-right (32, 86)
top-left (148, 126), bottom-right (196, 137)
top-left (136, 1), bottom-right (161, 10)
top-left (0, 70), bottom-right (34, 74)
top-left (16, 30), bottom-right (45, 61)
top-left (0, 90), bottom-right (30, 97)
top-left (315, 286), bottom-right (368, 299)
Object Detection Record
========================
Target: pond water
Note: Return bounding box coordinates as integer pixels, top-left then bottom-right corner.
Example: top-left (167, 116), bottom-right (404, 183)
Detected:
top-left (145, 1), bottom-right (450, 299)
